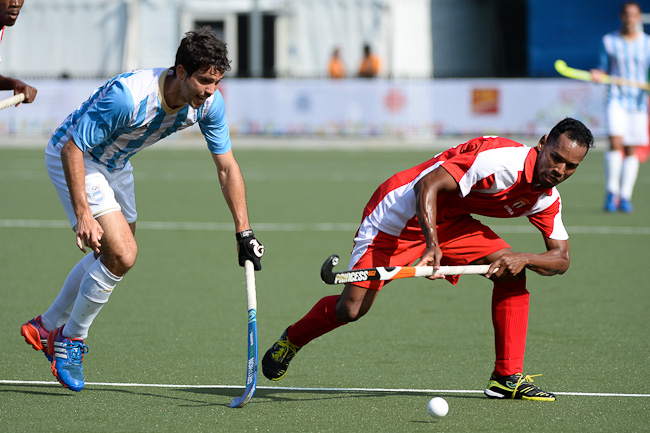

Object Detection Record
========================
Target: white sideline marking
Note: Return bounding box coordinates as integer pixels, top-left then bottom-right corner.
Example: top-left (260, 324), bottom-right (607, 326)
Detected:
top-left (1, 219), bottom-right (650, 235)
top-left (1, 380), bottom-right (649, 398)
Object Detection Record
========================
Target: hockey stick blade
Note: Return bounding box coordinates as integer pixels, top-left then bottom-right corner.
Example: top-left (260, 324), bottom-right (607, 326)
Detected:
top-left (321, 254), bottom-right (490, 285)
top-left (230, 260), bottom-right (258, 408)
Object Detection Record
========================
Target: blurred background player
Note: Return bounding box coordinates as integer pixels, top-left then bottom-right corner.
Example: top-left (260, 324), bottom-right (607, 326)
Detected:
top-left (328, 47), bottom-right (345, 79)
top-left (262, 118), bottom-right (594, 402)
top-left (358, 43), bottom-right (380, 78)
top-left (0, 0), bottom-right (36, 104)
top-left (20, 28), bottom-right (264, 392)
top-left (591, 1), bottom-right (650, 213)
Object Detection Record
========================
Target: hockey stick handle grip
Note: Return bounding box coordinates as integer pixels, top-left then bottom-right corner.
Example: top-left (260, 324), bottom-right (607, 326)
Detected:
top-left (0, 93), bottom-right (25, 110)
top-left (416, 264), bottom-right (490, 276)
top-left (244, 260), bottom-right (257, 310)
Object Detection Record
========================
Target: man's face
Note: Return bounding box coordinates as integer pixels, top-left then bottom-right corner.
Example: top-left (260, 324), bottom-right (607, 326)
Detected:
top-left (0, 0), bottom-right (24, 27)
top-left (534, 133), bottom-right (587, 189)
top-left (178, 65), bottom-right (224, 109)
top-left (621, 3), bottom-right (642, 34)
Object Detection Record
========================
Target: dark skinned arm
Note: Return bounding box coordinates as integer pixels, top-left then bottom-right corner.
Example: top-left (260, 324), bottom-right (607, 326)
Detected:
top-left (413, 166), bottom-right (460, 277)
top-left (485, 237), bottom-right (570, 279)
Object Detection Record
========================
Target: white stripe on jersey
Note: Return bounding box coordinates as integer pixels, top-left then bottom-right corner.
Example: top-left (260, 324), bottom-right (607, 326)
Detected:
top-left (457, 146), bottom-right (530, 196)
top-left (350, 221), bottom-right (380, 270)
top-left (522, 188), bottom-right (568, 240)
top-left (365, 163), bottom-right (440, 237)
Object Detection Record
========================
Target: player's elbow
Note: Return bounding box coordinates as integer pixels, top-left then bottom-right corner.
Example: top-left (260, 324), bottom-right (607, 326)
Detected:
top-left (556, 262), bottom-right (569, 275)
top-left (553, 254), bottom-right (570, 275)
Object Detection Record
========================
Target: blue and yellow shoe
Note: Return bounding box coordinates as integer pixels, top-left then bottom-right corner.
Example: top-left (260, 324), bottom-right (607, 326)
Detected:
top-left (484, 373), bottom-right (556, 401)
top-left (20, 315), bottom-right (53, 362)
top-left (262, 327), bottom-right (301, 381)
top-left (47, 326), bottom-right (88, 392)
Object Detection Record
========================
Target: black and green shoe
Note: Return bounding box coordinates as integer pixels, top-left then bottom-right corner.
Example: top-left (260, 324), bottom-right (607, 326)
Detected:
top-left (484, 373), bottom-right (556, 401)
top-left (262, 327), bottom-right (301, 381)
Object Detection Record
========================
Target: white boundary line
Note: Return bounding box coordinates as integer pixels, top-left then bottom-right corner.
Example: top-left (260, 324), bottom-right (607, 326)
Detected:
top-left (1, 379), bottom-right (648, 398)
top-left (1, 219), bottom-right (650, 235)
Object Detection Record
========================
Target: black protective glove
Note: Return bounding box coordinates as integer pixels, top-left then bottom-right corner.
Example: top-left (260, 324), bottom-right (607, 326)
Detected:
top-left (236, 229), bottom-right (264, 271)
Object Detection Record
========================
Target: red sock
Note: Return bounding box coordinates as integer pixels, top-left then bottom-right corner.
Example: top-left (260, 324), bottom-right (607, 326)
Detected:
top-left (491, 278), bottom-right (529, 377)
top-left (287, 295), bottom-right (345, 347)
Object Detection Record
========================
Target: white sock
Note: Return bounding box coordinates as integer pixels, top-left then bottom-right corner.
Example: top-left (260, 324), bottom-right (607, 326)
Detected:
top-left (604, 150), bottom-right (623, 196)
top-left (63, 260), bottom-right (122, 339)
top-left (41, 253), bottom-right (97, 331)
top-left (620, 155), bottom-right (639, 201)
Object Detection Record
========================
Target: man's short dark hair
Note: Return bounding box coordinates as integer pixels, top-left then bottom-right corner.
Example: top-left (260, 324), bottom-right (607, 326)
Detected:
top-left (621, 1), bottom-right (641, 15)
top-left (548, 118), bottom-right (595, 150)
top-left (174, 27), bottom-right (231, 77)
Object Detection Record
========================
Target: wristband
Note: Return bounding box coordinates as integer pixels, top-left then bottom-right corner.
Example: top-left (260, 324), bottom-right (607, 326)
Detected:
top-left (236, 229), bottom-right (254, 241)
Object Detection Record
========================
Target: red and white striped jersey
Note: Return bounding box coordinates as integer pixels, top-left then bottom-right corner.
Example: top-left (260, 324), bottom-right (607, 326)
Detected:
top-left (360, 136), bottom-right (568, 241)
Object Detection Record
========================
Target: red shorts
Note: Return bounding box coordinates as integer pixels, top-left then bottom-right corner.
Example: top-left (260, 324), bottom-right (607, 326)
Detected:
top-left (349, 215), bottom-right (510, 290)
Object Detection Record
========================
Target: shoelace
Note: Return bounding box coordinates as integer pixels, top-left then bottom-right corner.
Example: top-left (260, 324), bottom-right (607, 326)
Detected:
top-left (272, 339), bottom-right (299, 362)
top-left (511, 373), bottom-right (543, 398)
top-left (62, 341), bottom-right (89, 365)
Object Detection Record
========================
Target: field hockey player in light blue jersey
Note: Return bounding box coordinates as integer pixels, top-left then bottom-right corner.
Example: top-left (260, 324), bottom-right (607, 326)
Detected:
top-left (20, 28), bottom-right (264, 392)
top-left (591, 1), bottom-right (650, 213)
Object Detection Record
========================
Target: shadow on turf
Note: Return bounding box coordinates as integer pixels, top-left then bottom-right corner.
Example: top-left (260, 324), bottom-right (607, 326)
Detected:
top-left (0, 383), bottom-right (76, 397)
top-left (181, 387), bottom-right (484, 406)
top-left (0, 383), bottom-right (483, 408)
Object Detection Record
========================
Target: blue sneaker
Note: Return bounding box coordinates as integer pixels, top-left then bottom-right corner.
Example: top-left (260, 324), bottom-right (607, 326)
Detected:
top-left (47, 326), bottom-right (88, 392)
top-left (604, 192), bottom-right (618, 213)
top-left (20, 315), bottom-right (53, 362)
top-left (619, 198), bottom-right (634, 213)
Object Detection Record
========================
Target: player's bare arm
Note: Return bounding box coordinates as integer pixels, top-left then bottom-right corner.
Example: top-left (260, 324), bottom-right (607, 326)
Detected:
top-left (61, 139), bottom-right (103, 253)
top-left (0, 75), bottom-right (37, 103)
top-left (211, 150), bottom-right (250, 233)
top-left (212, 150), bottom-right (264, 271)
top-left (413, 166), bottom-right (460, 275)
top-left (487, 237), bottom-right (570, 278)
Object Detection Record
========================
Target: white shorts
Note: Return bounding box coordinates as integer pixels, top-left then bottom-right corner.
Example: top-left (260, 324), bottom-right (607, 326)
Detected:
top-left (46, 151), bottom-right (137, 229)
top-left (607, 102), bottom-right (649, 146)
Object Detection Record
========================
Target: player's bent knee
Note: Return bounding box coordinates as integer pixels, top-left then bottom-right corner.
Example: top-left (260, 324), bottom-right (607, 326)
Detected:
top-left (335, 300), bottom-right (367, 323)
top-left (104, 246), bottom-right (138, 275)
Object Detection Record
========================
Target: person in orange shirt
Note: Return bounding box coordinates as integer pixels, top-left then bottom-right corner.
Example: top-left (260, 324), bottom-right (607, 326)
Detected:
top-left (328, 47), bottom-right (345, 79)
top-left (358, 43), bottom-right (380, 78)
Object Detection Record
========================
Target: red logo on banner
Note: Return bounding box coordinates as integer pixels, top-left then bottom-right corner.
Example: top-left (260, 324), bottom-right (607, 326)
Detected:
top-left (385, 89), bottom-right (406, 113)
top-left (472, 88), bottom-right (499, 114)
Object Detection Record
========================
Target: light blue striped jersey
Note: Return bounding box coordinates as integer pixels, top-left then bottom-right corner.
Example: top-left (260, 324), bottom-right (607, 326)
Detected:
top-left (599, 30), bottom-right (650, 111)
top-left (47, 68), bottom-right (231, 172)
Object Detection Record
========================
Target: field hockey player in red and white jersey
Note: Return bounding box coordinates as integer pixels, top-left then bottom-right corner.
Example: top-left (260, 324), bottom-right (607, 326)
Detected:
top-left (263, 118), bottom-right (594, 402)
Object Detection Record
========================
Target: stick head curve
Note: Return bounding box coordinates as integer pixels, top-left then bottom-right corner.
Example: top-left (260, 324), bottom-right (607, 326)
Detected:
top-left (320, 254), bottom-right (340, 284)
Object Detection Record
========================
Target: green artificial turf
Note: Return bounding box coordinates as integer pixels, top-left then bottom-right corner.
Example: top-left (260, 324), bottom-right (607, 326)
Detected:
top-left (1, 144), bottom-right (648, 432)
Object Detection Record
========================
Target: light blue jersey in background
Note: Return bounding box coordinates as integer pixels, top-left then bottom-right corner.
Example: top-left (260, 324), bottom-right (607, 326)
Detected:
top-left (599, 30), bottom-right (650, 111)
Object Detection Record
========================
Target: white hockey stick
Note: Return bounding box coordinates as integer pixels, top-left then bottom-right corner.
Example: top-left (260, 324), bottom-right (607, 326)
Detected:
top-left (0, 93), bottom-right (25, 110)
top-left (321, 254), bottom-right (490, 285)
